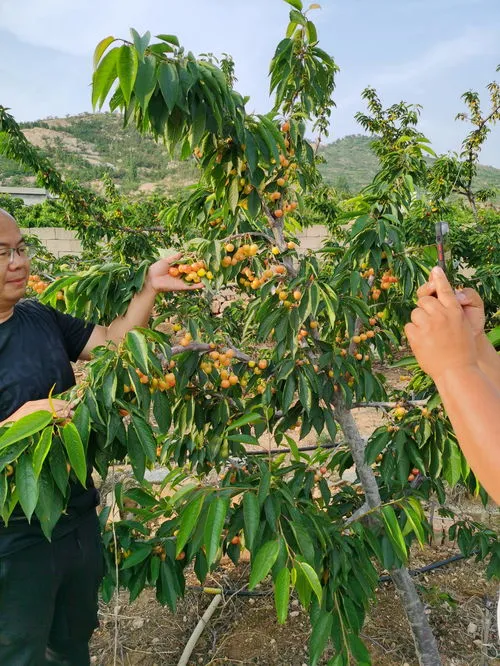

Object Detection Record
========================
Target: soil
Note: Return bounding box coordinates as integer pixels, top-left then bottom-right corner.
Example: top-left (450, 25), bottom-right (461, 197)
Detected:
top-left (90, 543), bottom-right (499, 666)
top-left (80, 359), bottom-right (499, 665)
top-left (23, 127), bottom-right (103, 164)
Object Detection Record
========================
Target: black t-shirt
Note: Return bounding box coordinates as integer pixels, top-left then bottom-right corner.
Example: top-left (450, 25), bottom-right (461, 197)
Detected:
top-left (0, 299), bottom-right (97, 556)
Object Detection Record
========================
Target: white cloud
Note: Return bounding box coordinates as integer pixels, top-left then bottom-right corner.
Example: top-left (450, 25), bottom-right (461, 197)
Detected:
top-left (336, 26), bottom-right (498, 110)
top-left (0, 0), bottom-right (285, 56)
top-left (371, 27), bottom-right (498, 88)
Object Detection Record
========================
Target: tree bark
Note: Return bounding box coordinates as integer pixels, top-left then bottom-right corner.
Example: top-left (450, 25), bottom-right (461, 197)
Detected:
top-left (333, 395), bottom-right (442, 666)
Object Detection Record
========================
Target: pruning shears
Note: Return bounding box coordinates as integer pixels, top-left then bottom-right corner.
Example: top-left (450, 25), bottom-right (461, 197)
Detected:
top-left (435, 221), bottom-right (452, 283)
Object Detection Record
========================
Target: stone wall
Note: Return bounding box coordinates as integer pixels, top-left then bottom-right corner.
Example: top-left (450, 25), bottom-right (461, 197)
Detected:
top-left (25, 225), bottom-right (328, 258)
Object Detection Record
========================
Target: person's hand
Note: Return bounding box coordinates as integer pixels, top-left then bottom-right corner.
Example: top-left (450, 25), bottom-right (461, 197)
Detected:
top-left (405, 266), bottom-right (478, 383)
top-left (1, 399), bottom-right (73, 426)
top-left (417, 280), bottom-right (485, 339)
top-left (147, 253), bottom-right (204, 293)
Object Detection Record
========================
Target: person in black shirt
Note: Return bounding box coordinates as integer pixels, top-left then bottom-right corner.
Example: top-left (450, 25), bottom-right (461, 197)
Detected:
top-left (0, 208), bottom-right (201, 665)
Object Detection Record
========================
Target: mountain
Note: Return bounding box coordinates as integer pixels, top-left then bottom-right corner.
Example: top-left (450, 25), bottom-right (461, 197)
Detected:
top-left (1, 113), bottom-right (499, 197)
top-left (318, 134), bottom-right (500, 196)
top-left (0, 113), bottom-right (198, 195)
top-left (318, 135), bottom-right (380, 193)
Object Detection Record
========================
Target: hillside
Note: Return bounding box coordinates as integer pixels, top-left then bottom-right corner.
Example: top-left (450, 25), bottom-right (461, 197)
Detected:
top-left (319, 135), bottom-right (500, 195)
top-left (0, 113), bottom-right (198, 195)
top-left (318, 135), bottom-right (380, 192)
top-left (1, 113), bottom-right (499, 196)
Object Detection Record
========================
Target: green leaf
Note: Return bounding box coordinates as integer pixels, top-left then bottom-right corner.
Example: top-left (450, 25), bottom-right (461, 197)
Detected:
top-left (156, 33), bottom-right (180, 46)
top-left (306, 20), bottom-right (318, 43)
top-left (0, 472), bottom-right (7, 513)
top-left (191, 102), bottom-right (206, 149)
top-left (35, 467), bottom-right (64, 540)
top-left (298, 373), bottom-right (313, 413)
top-left (176, 493), bottom-right (205, 556)
top-left (323, 408), bottom-right (337, 441)
top-left (402, 503), bottom-right (426, 546)
top-left (126, 330), bottom-right (149, 374)
top-left (134, 55), bottom-right (157, 110)
top-left (49, 436), bottom-right (69, 496)
top-left (204, 496), bottom-right (229, 566)
top-left (347, 633), bottom-right (370, 665)
top-left (289, 8), bottom-right (306, 24)
top-left (274, 567), bottom-right (291, 624)
top-left (33, 426), bottom-right (53, 478)
top-left (130, 28), bottom-right (151, 62)
top-left (342, 597), bottom-right (361, 633)
top-left (290, 522), bottom-right (315, 563)
top-left (127, 425), bottom-right (146, 481)
top-left (243, 492), bottom-right (260, 552)
top-left (247, 188), bottom-right (261, 218)
top-left (92, 46), bottom-right (119, 108)
top-left (309, 611), bottom-right (333, 666)
top-left (282, 374), bottom-right (296, 413)
top-left (131, 416), bottom-right (157, 461)
top-left (61, 423), bottom-right (87, 487)
top-left (16, 452), bottom-right (39, 522)
top-left (284, 434), bottom-right (301, 462)
top-left (444, 439), bottom-right (462, 486)
top-left (226, 412), bottom-right (263, 431)
top-left (158, 560), bottom-right (179, 611)
top-left (158, 62), bottom-right (179, 112)
top-left (227, 434), bottom-right (259, 445)
top-left (487, 325), bottom-right (500, 347)
top-left (257, 464), bottom-right (271, 507)
top-left (295, 559), bottom-right (322, 603)
top-left (284, 0), bottom-right (303, 10)
top-left (0, 411), bottom-right (52, 453)
top-left (153, 389), bottom-right (172, 434)
top-left (93, 35), bottom-right (116, 68)
top-left (381, 505), bottom-right (407, 562)
top-left (121, 544), bottom-right (153, 570)
top-left (72, 404), bottom-right (91, 452)
top-left (117, 45), bottom-right (139, 105)
top-left (228, 176), bottom-right (239, 213)
top-left (248, 540), bottom-right (280, 589)
top-left (365, 430), bottom-right (391, 464)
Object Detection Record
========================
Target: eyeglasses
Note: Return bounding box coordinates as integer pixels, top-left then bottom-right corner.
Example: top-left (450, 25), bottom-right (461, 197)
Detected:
top-left (0, 245), bottom-right (36, 266)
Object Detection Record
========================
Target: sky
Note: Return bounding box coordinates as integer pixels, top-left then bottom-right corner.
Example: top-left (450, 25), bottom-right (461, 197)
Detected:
top-left (0, 0), bottom-right (499, 167)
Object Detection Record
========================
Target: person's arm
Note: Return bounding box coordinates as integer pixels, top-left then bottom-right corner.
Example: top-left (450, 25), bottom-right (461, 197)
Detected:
top-left (0, 399), bottom-right (72, 427)
top-left (433, 366), bottom-right (500, 502)
top-left (406, 266), bottom-right (500, 503)
top-left (79, 254), bottom-right (202, 360)
top-left (475, 331), bottom-right (500, 390)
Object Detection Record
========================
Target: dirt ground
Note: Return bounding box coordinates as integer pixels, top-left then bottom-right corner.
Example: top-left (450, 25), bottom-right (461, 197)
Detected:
top-left (83, 358), bottom-right (499, 666)
top-left (90, 542), bottom-right (499, 666)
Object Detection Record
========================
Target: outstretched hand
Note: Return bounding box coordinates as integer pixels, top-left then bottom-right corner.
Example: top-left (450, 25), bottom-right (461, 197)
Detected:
top-left (405, 266), bottom-right (478, 383)
top-left (147, 253), bottom-right (204, 293)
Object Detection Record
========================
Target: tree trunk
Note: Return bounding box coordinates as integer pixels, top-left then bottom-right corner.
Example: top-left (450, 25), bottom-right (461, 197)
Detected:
top-left (333, 396), bottom-right (442, 666)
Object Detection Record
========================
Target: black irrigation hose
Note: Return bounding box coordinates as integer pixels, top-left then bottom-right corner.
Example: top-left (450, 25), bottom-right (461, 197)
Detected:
top-left (247, 440), bottom-right (342, 456)
top-left (188, 585), bottom-right (271, 598)
top-left (188, 551), bottom-right (473, 598)
top-left (378, 551), bottom-right (469, 583)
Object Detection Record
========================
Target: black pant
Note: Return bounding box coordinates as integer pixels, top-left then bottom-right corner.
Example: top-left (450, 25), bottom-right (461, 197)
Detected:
top-left (0, 511), bottom-right (103, 666)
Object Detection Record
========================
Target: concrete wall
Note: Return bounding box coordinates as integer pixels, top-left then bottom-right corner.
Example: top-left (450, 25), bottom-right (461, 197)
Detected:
top-left (25, 225), bottom-right (329, 258)
top-left (297, 224), bottom-right (328, 252)
top-left (27, 227), bottom-right (83, 257)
